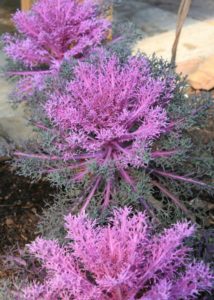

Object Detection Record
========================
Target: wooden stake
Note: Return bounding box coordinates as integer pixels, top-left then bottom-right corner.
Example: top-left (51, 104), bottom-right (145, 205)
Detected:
top-left (171, 0), bottom-right (192, 65)
top-left (21, 0), bottom-right (33, 11)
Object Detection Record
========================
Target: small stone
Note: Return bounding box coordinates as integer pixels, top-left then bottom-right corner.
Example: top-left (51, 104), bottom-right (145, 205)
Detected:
top-left (5, 218), bottom-right (14, 226)
top-left (31, 208), bottom-right (37, 214)
top-left (21, 234), bottom-right (28, 241)
top-left (0, 51), bottom-right (34, 143)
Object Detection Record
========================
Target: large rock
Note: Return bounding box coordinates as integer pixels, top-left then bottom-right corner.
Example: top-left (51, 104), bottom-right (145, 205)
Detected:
top-left (133, 19), bottom-right (214, 72)
top-left (0, 51), bottom-right (33, 143)
top-left (114, 2), bottom-right (194, 37)
top-left (143, 0), bottom-right (214, 21)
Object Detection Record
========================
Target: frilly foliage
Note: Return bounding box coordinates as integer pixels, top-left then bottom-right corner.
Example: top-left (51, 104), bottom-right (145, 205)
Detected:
top-left (19, 207), bottom-right (213, 299)
top-left (3, 0), bottom-right (110, 68)
top-left (14, 50), bottom-right (214, 224)
top-left (1, 0), bottom-right (112, 102)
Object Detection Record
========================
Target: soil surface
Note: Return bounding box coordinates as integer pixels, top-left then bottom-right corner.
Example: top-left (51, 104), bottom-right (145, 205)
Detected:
top-left (0, 161), bottom-right (55, 279)
top-left (0, 0), bottom-right (19, 34)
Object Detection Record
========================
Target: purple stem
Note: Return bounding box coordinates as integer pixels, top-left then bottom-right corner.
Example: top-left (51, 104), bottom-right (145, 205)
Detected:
top-left (166, 104), bottom-right (209, 132)
top-left (119, 168), bottom-right (135, 189)
top-left (125, 107), bottom-right (143, 128)
top-left (165, 119), bottom-right (184, 132)
top-left (80, 176), bottom-right (101, 212)
top-left (79, 147), bottom-right (113, 211)
top-left (103, 180), bottom-right (112, 208)
top-left (73, 152), bottom-right (106, 160)
top-left (112, 152), bottom-right (136, 189)
top-left (139, 196), bottom-right (159, 221)
top-left (14, 151), bottom-right (105, 161)
top-left (113, 154), bottom-right (158, 216)
top-left (6, 70), bottom-right (52, 76)
top-left (152, 180), bottom-right (195, 221)
top-left (149, 168), bottom-right (212, 188)
top-left (112, 141), bottom-right (130, 155)
top-left (14, 151), bottom-right (60, 161)
top-left (103, 147), bottom-right (113, 163)
top-left (72, 169), bottom-right (88, 182)
top-left (31, 122), bottom-right (52, 131)
top-left (111, 152), bottom-right (159, 217)
top-left (116, 131), bottom-right (143, 142)
top-left (108, 35), bottom-right (123, 45)
top-left (44, 162), bottom-right (88, 173)
top-left (151, 150), bottom-right (178, 158)
top-left (101, 147), bottom-right (113, 208)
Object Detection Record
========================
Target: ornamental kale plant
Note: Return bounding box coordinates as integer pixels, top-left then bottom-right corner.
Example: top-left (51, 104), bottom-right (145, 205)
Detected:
top-left (15, 51), bottom-right (175, 211)
top-left (18, 207), bottom-right (213, 299)
top-left (3, 0), bottom-right (110, 68)
top-left (1, 0), bottom-right (110, 98)
top-left (14, 50), bottom-right (213, 223)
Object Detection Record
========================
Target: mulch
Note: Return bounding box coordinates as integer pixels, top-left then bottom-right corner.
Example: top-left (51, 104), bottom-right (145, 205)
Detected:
top-left (0, 161), bottom-right (55, 279)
